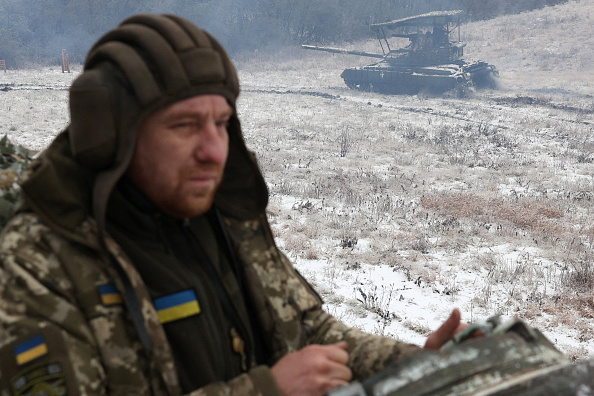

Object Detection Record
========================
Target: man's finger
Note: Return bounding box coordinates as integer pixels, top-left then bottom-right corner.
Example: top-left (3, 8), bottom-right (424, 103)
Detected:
top-left (326, 359), bottom-right (353, 383)
top-left (424, 309), bottom-right (461, 350)
top-left (335, 341), bottom-right (349, 350)
top-left (439, 308), bottom-right (461, 337)
top-left (327, 341), bottom-right (350, 364)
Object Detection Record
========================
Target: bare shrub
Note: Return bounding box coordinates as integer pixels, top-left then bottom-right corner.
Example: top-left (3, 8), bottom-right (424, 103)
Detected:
top-left (337, 126), bottom-right (353, 158)
top-left (473, 283), bottom-right (493, 309)
top-left (303, 247), bottom-right (320, 260)
top-left (302, 179), bottom-right (324, 199)
top-left (560, 257), bottom-right (594, 293)
top-left (402, 124), bottom-right (422, 141)
top-left (340, 235), bottom-right (358, 249)
top-left (292, 199), bottom-right (314, 213)
top-left (283, 233), bottom-right (308, 253)
top-left (356, 285), bottom-right (395, 334)
top-left (266, 201), bottom-right (282, 219)
top-left (277, 179), bottom-right (297, 195)
top-left (411, 235), bottom-right (430, 254)
top-left (489, 130), bottom-right (516, 149)
top-left (479, 253), bottom-right (498, 273)
top-left (338, 187), bottom-right (364, 207)
top-left (584, 226), bottom-right (594, 247)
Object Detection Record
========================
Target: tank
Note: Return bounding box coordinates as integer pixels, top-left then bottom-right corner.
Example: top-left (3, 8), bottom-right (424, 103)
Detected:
top-left (302, 10), bottom-right (498, 96)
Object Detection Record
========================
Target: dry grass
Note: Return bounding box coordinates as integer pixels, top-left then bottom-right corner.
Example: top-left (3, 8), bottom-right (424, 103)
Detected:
top-left (421, 193), bottom-right (564, 236)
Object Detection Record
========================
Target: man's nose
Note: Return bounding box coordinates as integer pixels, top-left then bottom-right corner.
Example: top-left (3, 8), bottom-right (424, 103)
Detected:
top-left (194, 122), bottom-right (228, 164)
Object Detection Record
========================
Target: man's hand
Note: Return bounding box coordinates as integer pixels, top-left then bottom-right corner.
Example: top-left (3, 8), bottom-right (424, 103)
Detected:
top-left (271, 341), bottom-right (352, 396)
top-left (423, 309), bottom-right (466, 350)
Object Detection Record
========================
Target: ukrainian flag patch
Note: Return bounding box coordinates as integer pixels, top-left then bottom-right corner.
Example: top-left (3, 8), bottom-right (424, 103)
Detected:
top-left (14, 335), bottom-right (48, 366)
top-left (98, 283), bottom-right (123, 305)
top-left (154, 289), bottom-right (201, 324)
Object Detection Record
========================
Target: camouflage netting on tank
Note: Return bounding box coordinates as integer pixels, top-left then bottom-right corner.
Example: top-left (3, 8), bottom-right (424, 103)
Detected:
top-left (0, 135), bottom-right (34, 228)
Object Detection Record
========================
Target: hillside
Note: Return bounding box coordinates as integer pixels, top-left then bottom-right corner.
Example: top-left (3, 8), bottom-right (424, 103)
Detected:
top-left (463, 0), bottom-right (594, 94)
top-left (234, 0), bottom-right (594, 360)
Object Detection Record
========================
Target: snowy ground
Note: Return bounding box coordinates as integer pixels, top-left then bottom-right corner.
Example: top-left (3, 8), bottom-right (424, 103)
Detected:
top-left (1, 0), bottom-right (593, 361)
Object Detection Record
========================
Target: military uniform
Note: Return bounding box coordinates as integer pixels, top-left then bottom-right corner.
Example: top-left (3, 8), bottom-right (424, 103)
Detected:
top-left (0, 14), bottom-right (419, 396)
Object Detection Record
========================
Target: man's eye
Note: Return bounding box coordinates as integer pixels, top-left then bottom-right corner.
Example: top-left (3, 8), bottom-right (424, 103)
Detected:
top-left (172, 122), bottom-right (193, 129)
top-left (216, 118), bottom-right (231, 129)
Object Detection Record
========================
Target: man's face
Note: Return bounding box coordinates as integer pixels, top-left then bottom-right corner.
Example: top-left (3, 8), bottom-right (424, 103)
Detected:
top-left (127, 95), bottom-right (232, 218)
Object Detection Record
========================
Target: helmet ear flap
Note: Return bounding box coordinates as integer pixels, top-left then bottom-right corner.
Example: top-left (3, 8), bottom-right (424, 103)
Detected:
top-left (69, 69), bottom-right (117, 170)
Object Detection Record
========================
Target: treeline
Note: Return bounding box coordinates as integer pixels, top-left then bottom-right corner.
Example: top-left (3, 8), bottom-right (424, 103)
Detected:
top-left (0, 0), bottom-right (568, 67)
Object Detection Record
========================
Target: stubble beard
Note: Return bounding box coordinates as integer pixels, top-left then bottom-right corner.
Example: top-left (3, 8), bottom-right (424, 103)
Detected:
top-left (163, 167), bottom-right (224, 219)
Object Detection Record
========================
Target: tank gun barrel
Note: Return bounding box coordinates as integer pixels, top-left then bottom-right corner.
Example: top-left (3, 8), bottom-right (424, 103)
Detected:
top-left (301, 45), bottom-right (384, 59)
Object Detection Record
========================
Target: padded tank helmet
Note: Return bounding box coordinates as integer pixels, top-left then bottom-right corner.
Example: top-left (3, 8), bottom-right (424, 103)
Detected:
top-left (67, 14), bottom-right (267, 231)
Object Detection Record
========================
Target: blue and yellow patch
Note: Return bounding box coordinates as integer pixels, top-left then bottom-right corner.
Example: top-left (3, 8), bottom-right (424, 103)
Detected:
top-left (98, 283), bottom-right (123, 305)
top-left (154, 289), bottom-right (201, 324)
top-left (14, 335), bottom-right (48, 366)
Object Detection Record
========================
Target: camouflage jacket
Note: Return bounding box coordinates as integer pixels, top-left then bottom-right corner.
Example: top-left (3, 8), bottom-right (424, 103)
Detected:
top-left (0, 133), bottom-right (420, 395)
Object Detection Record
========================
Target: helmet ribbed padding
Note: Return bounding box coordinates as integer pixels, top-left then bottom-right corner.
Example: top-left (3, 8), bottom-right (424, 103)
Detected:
top-left (69, 14), bottom-right (239, 171)
top-left (87, 14), bottom-right (240, 103)
top-left (84, 41), bottom-right (162, 106)
top-left (87, 24), bottom-right (194, 100)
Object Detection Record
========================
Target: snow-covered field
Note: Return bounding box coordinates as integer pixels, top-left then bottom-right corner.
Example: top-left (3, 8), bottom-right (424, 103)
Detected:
top-left (1, 0), bottom-right (593, 360)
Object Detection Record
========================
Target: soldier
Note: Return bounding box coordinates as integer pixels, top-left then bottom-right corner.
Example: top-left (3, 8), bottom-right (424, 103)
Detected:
top-left (432, 24), bottom-right (448, 47)
top-left (0, 14), bottom-right (464, 396)
top-left (423, 31), bottom-right (433, 49)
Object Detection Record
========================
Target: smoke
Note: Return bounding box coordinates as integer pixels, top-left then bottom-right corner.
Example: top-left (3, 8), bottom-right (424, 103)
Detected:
top-left (0, 0), bottom-right (569, 67)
